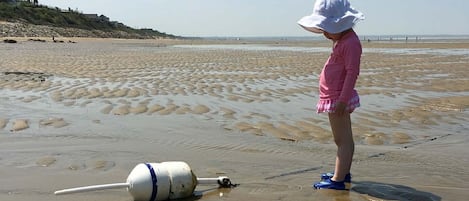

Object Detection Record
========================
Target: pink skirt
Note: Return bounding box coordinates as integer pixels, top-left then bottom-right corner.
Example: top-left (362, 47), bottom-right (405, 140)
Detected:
top-left (316, 94), bottom-right (360, 113)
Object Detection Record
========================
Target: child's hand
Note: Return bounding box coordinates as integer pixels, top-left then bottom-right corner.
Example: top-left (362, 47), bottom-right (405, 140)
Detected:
top-left (335, 102), bottom-right (347, 115)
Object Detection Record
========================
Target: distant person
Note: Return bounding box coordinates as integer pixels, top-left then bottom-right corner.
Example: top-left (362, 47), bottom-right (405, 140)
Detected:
top-left (297, 0), bottom-right (364, 190)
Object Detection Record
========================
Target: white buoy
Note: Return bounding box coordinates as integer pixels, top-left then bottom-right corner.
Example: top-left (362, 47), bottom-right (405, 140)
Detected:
top-left (54, 161), bottom-right (234, 201)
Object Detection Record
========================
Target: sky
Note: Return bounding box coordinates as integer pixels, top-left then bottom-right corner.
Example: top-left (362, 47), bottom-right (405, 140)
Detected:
top-left (38, 0), bottom-right (469, 37)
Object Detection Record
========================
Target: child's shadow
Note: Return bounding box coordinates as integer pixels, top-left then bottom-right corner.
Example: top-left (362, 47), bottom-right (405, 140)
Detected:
top-left (351, 181), bottom-right (441, 201)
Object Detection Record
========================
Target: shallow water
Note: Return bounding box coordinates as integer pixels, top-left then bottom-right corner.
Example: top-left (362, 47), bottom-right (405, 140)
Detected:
top-left (174, 44), bottom-right (469, 56)
top-left (0, 39), bottom-right (468, 201)
top-left (1, 41), bottom-right (467, 144)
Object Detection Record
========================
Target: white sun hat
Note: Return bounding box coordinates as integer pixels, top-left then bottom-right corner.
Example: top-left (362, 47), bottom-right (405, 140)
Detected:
top-left (298, 0), bottom-right (364, 34)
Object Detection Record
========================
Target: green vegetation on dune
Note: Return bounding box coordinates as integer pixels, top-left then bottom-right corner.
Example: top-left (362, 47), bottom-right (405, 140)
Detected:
top-left (0, 1), bottom-right (179, 39)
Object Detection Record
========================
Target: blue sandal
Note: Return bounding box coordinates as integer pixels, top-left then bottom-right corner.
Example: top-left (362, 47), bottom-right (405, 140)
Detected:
top-left (313, 178), bottom-right (346, 190)
top-left (321, 172), bottom-right (352, 183)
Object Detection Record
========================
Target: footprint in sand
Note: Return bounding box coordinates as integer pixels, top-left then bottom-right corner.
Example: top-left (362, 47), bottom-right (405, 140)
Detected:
top-left (91, 160), bottom-right (115, 171)
top-left (117, 99), bottom-right (131, 105)
top-left (363, 133), bottom-right (388, 145)
top-left (227, 95), bottom-right (242, 102)
top-left (277, 121), bottom-right (312, 141)
top-left (127, 88), bottom-right (143, 98)
top-left (192, 104), bottom-right (210, 114)
top-left (101, 104), bottom-right (113, 114)
top-left (50, 91), bottom-right (64, 102)
top-left (248, 112), bottom-right (271, 120)
top-left (294, 120), bottom-right (330, 142)
top-left (130, 104), bottom-right (148, 114)
top-left (79, 100), bottom-right (93, 107)
top-left (392, 132), bottom-right (412, 144)
top-left (39, 117), bottom-right (69, 128)
top-left (63, 100), bottom-right (76, 106)
top-left (158, 104), bottom-right (179, 115)
top-left (87, 88), bottom-right (103, 99)
top-left (10, 119), bottom-right (29, 132)
top-left (113, 88), bottom-right (129, 97)
top-left (112, 105), bottom-right (130, 115)
top-left (68, 163), bottom-right (87, 171)
top-left (220, 107), bottom-right (237, 119)
top-left (0, 118), bottom-right (8, 129)
top-left (20, 95), bottom-right (40, 103)
top-left (36, 156), bottom-right (57, 167)
top-left (280, 98), bottom-right (290, 103)
top-left (147, 104), bottom-right (164, 115)
top-left (255, 122), bottom-right (297, 142)
top-left (175, 105), bottom-right (192, 115)
top-left (234, 122), bottom-right (264, 136)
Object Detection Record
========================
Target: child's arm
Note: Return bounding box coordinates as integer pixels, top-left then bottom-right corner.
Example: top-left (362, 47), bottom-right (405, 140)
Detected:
top-left (338, 42), bottom-right (361, 104)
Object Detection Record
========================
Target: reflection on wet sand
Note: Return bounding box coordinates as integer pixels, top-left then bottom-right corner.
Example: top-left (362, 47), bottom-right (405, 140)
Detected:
top-left (0, 38), bottom-right (468, 201)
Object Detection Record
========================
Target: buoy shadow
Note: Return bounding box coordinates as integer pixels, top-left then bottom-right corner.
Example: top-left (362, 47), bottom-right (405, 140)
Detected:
top-left (351, 181), bottom-right (441, 201)
top-left (178, 187), bottom-right (233, 201)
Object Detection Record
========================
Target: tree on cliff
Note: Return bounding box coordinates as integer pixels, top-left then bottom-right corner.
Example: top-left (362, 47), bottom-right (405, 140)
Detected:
top-left (0, 0), bottom-right (38, 4)
top-left (0, 1), bottom-right (179, 39)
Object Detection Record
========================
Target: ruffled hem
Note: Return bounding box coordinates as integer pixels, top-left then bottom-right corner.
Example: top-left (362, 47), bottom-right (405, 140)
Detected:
top-left (316, 94), bottom-right (360, 113)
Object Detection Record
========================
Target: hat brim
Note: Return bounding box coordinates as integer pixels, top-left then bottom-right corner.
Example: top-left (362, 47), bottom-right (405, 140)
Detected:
top-left (298, 8), bottom-right (364, 34)
top-left (298, 14), bottom-right (327, 33)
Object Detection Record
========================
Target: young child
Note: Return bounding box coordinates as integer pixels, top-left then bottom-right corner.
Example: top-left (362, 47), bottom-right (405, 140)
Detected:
top-left (297, 0), bottom-right (364, 190)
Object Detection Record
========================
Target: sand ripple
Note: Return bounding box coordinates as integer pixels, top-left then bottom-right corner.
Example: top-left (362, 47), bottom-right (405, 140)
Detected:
top-left (0, 40), bottom-right (467, 146)
top-left (36, 156), bottom-right (56, 167)
top-left (11, 119), bottom-right (29, 132)
top-left (39, 118), bottom-right (68, 128)
top-left (0, 118), bottom-right (8, 129)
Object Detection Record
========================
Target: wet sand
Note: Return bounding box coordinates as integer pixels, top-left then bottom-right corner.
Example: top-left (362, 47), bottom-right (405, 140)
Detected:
top-left (0, 37), bottom-right (468, 201)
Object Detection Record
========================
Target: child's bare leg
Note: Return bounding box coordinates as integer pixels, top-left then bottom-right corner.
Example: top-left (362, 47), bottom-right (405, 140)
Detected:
top-left (328, 112), bottom-right (354, 182)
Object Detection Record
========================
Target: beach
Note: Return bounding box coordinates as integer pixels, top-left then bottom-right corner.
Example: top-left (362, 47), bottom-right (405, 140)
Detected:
top-left (0, 37), bottom-right (468, 201)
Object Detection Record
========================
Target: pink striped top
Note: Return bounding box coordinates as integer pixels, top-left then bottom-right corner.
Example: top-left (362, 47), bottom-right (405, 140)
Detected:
top-left (319, 30), bottom-right (362, 103)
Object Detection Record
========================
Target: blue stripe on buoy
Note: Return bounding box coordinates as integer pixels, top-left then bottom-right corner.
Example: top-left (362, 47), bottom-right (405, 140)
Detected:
top-left (145, 163), bottom-right (158, 201)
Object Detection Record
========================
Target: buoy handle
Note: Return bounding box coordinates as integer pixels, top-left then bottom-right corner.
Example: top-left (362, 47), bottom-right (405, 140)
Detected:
top-left (54, 183), bottom-right (130, 195)
top-left (197, 176), bottom-right (233, 187)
